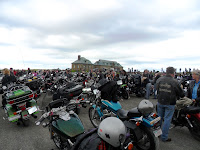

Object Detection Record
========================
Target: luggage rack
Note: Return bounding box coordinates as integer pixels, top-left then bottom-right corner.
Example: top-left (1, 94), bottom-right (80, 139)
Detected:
top-left (6, 85), bottom-right (33, 105)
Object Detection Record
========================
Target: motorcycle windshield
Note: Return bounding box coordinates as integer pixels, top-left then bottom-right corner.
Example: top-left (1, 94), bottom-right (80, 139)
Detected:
top-left (53, 116), bottom-right (84, 138)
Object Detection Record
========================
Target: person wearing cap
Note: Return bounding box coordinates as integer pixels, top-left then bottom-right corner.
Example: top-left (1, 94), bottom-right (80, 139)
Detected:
top-left (156, 67), bottom-right (185, 142)
top-left (187, 69), bottom-right (200, 104)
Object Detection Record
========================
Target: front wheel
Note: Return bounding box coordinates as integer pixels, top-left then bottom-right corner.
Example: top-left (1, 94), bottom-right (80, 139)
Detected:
top-left (135, 127), bottom-right (159, 150)
top-left (122, 89), bottom-right (129, 99)
top-left (88, 107), bottom-right (101, 128)
top-left (51, 129), bottom-right (70, 150)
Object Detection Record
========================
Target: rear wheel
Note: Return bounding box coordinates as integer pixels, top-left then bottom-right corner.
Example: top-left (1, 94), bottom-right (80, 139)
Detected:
top-left (89, 107), bottom-right (101, 128)
top-left (135, 127), bottom-right (159, 150)
top-left (21, 119), bottom-right (30, 127)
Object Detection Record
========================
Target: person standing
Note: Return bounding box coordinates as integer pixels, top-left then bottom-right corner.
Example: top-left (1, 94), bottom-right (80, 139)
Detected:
top-left (142, 69), bottom-right (152, 99)
top-left (187, 69), bottom-right (200, 104)
top-left (156, 67), bottom-right (185, 142)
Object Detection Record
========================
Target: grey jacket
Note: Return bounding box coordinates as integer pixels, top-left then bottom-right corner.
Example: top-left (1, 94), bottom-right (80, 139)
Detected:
top-left (156, 75), bottom-right (185, 105)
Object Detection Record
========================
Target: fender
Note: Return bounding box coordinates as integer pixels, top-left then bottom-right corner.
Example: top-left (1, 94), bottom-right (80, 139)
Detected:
top-left (193, 113), bottom-right (200, 121)
top-left (123, 120), bottom-right (143, 141)
top-left (91, 104), bottom-right (104, 117)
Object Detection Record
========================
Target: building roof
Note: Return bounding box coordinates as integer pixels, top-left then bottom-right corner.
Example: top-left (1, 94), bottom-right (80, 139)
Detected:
top-left (94, 59), bottom-right (122, 67)
top-left (72, 57), bottom-right (93, 65)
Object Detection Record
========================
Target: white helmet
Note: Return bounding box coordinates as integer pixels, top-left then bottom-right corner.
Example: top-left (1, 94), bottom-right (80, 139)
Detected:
top-left (98, 117), bottom-right (126, 147)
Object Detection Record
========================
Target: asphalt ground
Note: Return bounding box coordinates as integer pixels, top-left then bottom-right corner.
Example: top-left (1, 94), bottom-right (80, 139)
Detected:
top-left (0, 93), bottom-right (199, 150)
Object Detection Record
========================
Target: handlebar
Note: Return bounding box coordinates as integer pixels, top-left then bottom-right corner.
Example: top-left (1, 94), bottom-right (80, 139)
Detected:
top-left (35, 116), bottom-right (45, 126)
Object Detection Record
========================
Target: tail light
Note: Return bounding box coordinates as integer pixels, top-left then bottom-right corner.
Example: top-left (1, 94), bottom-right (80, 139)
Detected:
top-left (70, 93), bottom-right (73, 97)
top-left (13, 112), bottom-right (17, 115)
top-left (128, 143), bottom-right (134, 150)
top-left (29, 94), bottom-right (34, 98)
top-left (34, 93), bottom-right (38, 98)
top-left (152, 113), bottom-right (157, 117)
top-left (21, 107), bottom-right (26, 111)
top-left (9, 100), bottom-right (14, 104)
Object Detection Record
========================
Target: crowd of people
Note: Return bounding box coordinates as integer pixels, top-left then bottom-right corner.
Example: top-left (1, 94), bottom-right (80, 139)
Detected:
top-left (1, 66), bottom-right (200, 143)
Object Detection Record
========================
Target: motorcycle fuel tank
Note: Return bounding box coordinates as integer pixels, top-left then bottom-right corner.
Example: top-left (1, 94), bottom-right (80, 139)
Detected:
top-left (101, 100), bottom-right (122, 112)
top-left (53, 115), bottom-right (84, 138)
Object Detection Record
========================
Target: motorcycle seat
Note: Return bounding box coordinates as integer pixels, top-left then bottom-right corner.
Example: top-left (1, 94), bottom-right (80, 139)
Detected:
top-left (117, 109), bottom-right (129, 121)
top-left (185, 106), bottom-right (200, 114)
top-left (127, 107), bottom-right (142, 118)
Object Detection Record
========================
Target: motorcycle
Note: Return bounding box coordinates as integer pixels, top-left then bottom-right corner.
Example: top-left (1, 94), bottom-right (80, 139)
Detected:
top-left (2, 84), bottom-right (39, 126)
top-left (171, 97), bottom-right (200, 141)
top-left (88, 85), bottom-right (161, 150)
top-left (117, 80), bottom-right (130, 100)
top-left (35, 99), bottom-right (88, 149)
top-left (36, 99), bottom-right (135, 150)
top-left (128, 74), bottom-right (146, 97)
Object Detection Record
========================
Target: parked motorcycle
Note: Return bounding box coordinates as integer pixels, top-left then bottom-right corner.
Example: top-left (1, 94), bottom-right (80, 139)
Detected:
top-left (2, 84), bottom-right (39, 126)
top-left (88, 82), bottom-right (160, 150)
top-left (128, 74), bottom-right (146, 97)
top-left (171, 97), bottom-right (200, 141)
top-left (36, 99), bottom-right (134, 150)
top-left (117, 80), bottom-right (129, 100)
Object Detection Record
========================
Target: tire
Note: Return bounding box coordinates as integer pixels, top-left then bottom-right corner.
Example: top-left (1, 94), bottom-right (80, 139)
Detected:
top-left (51, 129), bottom-right (70, 150)
top-left (122, 89), bottom-right (129, 99)
top-left (21, 119), bottom-right (30, 127)
top-left (135, 127), bottom-right (159, 150)
top-left (188, 117), bottom-right (200, 141)
top-left (76, 107), bottom-right (81, 115)
top-left (88, 107), bottom-right (101, 128)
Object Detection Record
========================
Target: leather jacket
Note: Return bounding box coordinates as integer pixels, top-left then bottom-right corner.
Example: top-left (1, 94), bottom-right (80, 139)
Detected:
top-left (156, 75), bottom-right (185, 105)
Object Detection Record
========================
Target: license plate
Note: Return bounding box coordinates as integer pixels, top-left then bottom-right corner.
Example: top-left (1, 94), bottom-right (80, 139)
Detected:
top-left (150, 116), bottom-right (161, 125)
top-left (126, 88), bottom-right (129, 90)
top-left (28, 106), bottom-right (37, 114)
top-left (153, 128), bottom-right (162, 137)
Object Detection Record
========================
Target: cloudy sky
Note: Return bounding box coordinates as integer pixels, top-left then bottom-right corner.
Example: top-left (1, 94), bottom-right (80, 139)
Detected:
top-left (0, 0), bottom-right (200, 71)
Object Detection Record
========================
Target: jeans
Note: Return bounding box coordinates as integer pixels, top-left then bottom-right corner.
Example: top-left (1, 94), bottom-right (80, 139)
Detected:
top-left (157, 103), bottom-right (175, 141)
top-left (145, 83), bottom-right (152, 99)
top-left (154, 84), bottom-right (157, 99)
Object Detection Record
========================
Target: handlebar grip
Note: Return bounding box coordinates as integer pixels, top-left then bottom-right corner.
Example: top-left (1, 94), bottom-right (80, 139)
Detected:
top-left (35, 116), bottom-right (45, 126)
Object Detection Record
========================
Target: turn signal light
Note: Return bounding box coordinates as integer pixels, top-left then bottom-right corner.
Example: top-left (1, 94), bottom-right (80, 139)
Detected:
top-left (187, 114), bottom-right (191, 118)
top-left (128, 143), bottom-right (134, 150)
top-left (136, 122), bottom-right (140, 126)
top-left (13, 112), bottom-right (17, 115)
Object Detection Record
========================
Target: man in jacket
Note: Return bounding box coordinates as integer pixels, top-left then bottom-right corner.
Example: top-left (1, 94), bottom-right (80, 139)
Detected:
top-left (187, 69), bottom-right (200, 104)
top-left (156, 67), bottom-right (185, 142)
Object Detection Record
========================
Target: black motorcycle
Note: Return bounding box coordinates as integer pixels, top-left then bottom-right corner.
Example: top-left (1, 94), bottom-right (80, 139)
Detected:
top-left (171, 97), bottom-right (200, 141)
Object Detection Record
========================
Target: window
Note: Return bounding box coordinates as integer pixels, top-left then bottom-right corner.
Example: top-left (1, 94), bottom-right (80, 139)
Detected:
top-left (78, 65), bottom-right (79, 68)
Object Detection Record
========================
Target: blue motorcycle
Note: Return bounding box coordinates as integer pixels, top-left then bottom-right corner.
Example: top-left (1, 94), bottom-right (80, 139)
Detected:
top-left (88, 87), bottom-right (161, 150)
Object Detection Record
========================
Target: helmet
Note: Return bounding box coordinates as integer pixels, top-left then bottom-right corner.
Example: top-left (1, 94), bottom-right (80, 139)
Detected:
top-left (98, 117), bottom-right (126, 147)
